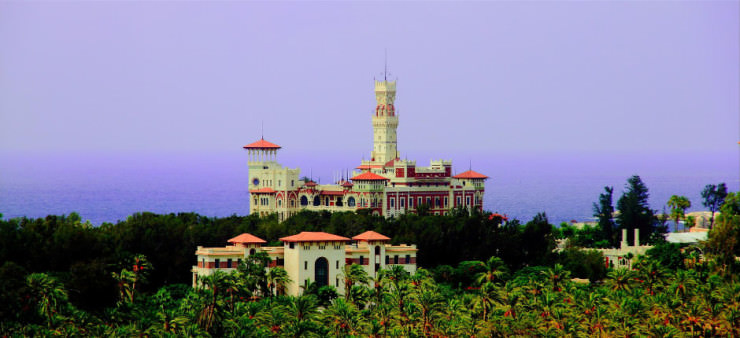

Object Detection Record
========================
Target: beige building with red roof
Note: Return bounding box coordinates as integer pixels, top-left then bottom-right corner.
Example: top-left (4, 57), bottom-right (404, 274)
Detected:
top-left (244, 78), bottom-right (488, 221)
top-left (192, 231), bottom-right (417, 296)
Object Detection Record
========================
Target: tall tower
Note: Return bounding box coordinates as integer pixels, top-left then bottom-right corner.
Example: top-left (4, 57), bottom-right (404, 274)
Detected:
top-left (371, 79), bottom-right (399, 164)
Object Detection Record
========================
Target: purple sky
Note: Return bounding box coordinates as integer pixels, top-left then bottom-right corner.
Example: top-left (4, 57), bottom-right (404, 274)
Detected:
top-left (1, 1), bottom-right (738, 156)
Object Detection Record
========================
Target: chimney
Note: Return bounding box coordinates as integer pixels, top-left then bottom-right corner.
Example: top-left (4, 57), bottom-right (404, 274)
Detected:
top-left (621, 229), bottom-right (628, 250)
top-left (634, 228), bottom-right (640, 247)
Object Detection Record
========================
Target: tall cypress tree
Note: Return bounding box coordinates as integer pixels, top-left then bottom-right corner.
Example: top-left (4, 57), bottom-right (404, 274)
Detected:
top-left (593, 186), bottom-right (616, 247)
top-left (616, 175), bottom-right (661, 245)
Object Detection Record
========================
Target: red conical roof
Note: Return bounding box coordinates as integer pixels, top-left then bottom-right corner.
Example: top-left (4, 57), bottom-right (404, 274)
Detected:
top-left (279, 232), bottom-right (350, 243)
top-left (243, 138), bottom-right (281, 149)
top-left (453, 170), bottom-right (488, 179)
top-left (228, 233), bottom-right (267, 244)
top-left (352, 231), bottom-right (390, 241)
top-left (351, 172), bottom-right (390, 181)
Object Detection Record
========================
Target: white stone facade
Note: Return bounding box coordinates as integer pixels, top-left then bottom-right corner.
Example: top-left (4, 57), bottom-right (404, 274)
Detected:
top-left (244, 79), bottom-right (488, 221)
top-left (192, 231), bottom-right (417, 296)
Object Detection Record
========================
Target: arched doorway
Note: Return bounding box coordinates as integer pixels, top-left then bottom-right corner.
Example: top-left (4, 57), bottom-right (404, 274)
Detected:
top-left (300, 196), bottom-right (308, 206)
top-left (315, 257), bottom-right (329, 287)
top-left (313, 196), bottom-right (321, 206)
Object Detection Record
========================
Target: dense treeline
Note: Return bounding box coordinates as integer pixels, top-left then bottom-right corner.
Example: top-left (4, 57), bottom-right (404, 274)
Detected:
top-left (2, 195), bottom-right (740, 336)
top-left (0, 207), bottom-right (566, 313)
top-left (1, 177), bottom-right (738, 335)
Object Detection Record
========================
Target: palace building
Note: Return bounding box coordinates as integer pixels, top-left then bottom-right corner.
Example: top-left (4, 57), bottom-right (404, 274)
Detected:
top-left (192, 231), bottom-right (417, 296)
top-left (244, 78), bottom-right (488, 221)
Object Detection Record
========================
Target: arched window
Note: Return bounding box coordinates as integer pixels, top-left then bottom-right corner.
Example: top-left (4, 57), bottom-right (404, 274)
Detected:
top-left (315, 257), bottom-right (329, 287)
top-left (249, 248), bottom-right (256, 255)
top-left (313, 196), bottom-right (320, 206)
top-left (300, 196), bottom-right (309, 206)
top-left (336, 197), bottom-right (343, 207)
top-left (348, 197), bottom-right (356, 207)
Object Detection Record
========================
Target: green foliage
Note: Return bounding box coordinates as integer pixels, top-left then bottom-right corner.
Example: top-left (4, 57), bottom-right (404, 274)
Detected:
top-left (616, 175), bottom-right (664, 245)
top-left (702, 183), bottom-right (729, 229)
top-left (4, 197), bottom-right (740, 336)
top-left (556, 248), bottom-right (607, 282)
top-left (704, 192), bottom-right (740, 276)
top-left (593, 186), bottom-right (617, 247)
top-left (667, 195), bottom-right (691, 232)
top-left (646, 243), bottom-right (686, 270)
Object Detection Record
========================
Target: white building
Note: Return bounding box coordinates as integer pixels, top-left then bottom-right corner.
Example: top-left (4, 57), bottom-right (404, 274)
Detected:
top-left (244, 78), bottom-right (488, 221)
top-left (192, 230), bottom-right (417, 296)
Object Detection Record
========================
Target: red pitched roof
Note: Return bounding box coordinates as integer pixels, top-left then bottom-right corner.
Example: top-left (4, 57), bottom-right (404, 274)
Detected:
top-left (453, 170), bottom-right (488, 179)
top-left (341, 181), bottom-right (354, 187)
top-left (352, 231), bottom-right (390, 241)
top-left (228, 233), bottom-right (267, 244)
top-left (250, 187), bottom-right (277, 193)
top-left (384, 158), bottom-right (399, 167)
top-left (351, 172), bottom-right (389, 181)
top-left (320, 190), bottom-right (344, 196)
top-left (304, 181), bottom-right (317, 187)
top-left (243, 138), bottom-right (281, 149)
top-left (279, 232), bottom-right (350, 243)
top-left (356, 164), bottom-right (383, 170)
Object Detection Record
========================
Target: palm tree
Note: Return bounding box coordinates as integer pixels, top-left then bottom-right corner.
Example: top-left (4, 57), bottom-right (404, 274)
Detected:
top-left (411, 283), bottom-right (444, 336)
top-left (26, 273), bottom-right (68, 327)
top-left (340, 264), bottom-right (369, 301)
top-left (197, 270), bottom-right (229, 332)
top-left (667, 195), bottom-right (691, 232)
top-left (324, 298), bottom-right (364, 336)
top-left (472, 282), bottom-right (501, 321)
top-left (267, 267), bottom-right (292, 297)
top-left (606, 268), bottom-right (635, 292)
top-left (284, 295), bottom-right (320, 337)
top-left (474, 256), bottom-right (509, 286)
top-left (541, 264), bottom-right (570, 292)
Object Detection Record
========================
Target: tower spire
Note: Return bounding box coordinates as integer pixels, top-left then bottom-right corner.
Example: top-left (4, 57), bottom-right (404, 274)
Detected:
top-left (384, 48), bottom-right (387, 81)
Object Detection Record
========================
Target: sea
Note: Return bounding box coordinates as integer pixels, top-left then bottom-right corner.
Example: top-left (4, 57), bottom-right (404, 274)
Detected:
top-left (1, 149), bottom-right (737, 226)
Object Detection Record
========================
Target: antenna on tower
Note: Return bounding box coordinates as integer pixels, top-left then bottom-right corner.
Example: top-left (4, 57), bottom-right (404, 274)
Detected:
top-left (384, 48), bottom-right (388, 81)
top-left (261, 121), bottom-right (264, 140)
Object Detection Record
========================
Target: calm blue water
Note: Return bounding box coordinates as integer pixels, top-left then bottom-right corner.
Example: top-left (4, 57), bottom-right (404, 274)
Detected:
top-left (1, 150), bottom-right (737, 226)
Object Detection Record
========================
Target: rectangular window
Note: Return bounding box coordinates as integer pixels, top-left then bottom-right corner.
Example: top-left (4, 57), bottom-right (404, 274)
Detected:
top-left (289, 243), bottom-right (295, 249)
top-left (385, 255), bottom-right (390, 264)
top-left (394, 255), bottom-right (399, 264)
top-left (466, 196), bottom-right (471, 205)
top-left (390, 198), bottom-right (395, 208)
top-left (426, 197), bottom-right (431, 206)
top-left (457, 197), bottom-right (461, 206)
top-left (304, 261), bottom-right (308, 270)
top-left (336, 278), bottom-right (339, 287)
top-left (444, 197), bottom-right (448, 206)
top-left (418, 197), bottom-right (422, 206)
top-left (401, 198), bottom-right (405, 207)
top-left (215, 259), bottom-right (220, 268)
top-left (227, 259), bottom-right (233, 268)
top-left (336, 260), bottom-right (339, 269)
top-left (435, 197), bottom-right (440, 207)
top-left (237, 258), bottom-right (242, 266)
top-left (405, 255), bottom-right (411, 264)
top-left (359, 256), bottom-right (364, 265)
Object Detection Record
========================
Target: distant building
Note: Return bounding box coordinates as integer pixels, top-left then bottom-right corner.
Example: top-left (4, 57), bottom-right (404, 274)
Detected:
top-left (192, 231), bottom-right (417, 296)
top-left (596, 229), bottom-right (652, 269)
top-left (244, 78), bottom-right (488, 221)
